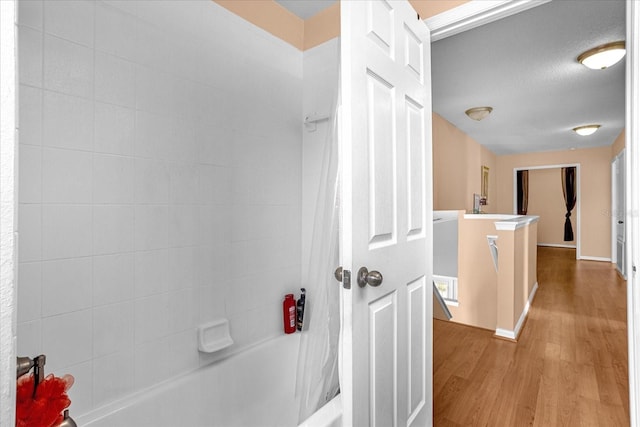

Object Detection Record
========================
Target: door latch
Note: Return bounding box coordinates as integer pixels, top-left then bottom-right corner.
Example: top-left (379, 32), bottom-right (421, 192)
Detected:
top-left (334, 267), bottom-right (351, 289)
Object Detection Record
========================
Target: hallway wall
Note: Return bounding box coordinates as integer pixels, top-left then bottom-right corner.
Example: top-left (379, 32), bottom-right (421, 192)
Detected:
top-left (496, 146), bottom-right (612, 260)
top-left (527, 168), bottom-right (575, 247)
top-left (433, 113), bottom-right (497, 213)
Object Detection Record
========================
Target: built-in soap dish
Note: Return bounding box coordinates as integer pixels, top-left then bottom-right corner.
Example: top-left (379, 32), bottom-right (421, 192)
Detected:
top-left (197, 319), bottom-right (233, 353)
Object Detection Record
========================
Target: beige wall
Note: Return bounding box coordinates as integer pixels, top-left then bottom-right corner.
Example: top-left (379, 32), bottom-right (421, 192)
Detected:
top-left (612, 129), bottom-right (625, 158)
top-left (496, 222), bottom-right (537, 335)
top-left (500, 226), bottom-right (523, 331)
top-left (216, 0), bottom-right (469, 51)
top-left (409, 0), bottom-right (470, 19)
top-left (304, 2), bottom-right (340, 50)
top-left (433, 114), bottom-right (613, 259)
top-left (453, 215), bottom-right (498, 330)
top-left (528, 168), bottom-right (574, 246)
top-left (433, 113), bottom-right (497, 213)
top-left (215, 0), bottom-right (305, 49)
top-left (455, 216), bottom-right (537, 335)
top-left (497, 146), bottom-right (612, 259)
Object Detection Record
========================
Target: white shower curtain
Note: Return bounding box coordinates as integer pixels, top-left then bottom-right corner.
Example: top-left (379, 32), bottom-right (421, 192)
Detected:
top-left (295, 81), bottom-right (341, 423)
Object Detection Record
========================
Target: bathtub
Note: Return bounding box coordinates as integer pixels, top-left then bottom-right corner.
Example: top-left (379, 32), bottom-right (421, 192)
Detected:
top-left (76, 334), bottom-right (341, 427)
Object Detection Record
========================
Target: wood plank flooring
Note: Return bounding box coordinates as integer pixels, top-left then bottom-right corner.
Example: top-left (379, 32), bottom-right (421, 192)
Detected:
top-left (433, 247), bottom-right (629, 426)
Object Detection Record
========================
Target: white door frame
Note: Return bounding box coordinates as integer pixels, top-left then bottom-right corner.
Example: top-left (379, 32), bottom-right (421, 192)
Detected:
top-left (613, 154), bottom-right (618, 267)
top-left (626, 1), bottom-right (640, 425)
top-left (511, 164), bottom-right (581, 259)
top-left (612, 150), bottom-right (625, 276)
top-left (427, 1), bottom-right (639, 425)
top-left (0, 1), bottom-right (18, 426)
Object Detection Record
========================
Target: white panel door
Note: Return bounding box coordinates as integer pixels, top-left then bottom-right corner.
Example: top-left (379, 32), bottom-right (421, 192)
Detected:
top-left (340, 1), bottom-right (432, 426)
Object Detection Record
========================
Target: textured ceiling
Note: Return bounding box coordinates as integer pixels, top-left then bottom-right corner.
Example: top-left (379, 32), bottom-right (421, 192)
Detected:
top-left (277, 0), bottom-right (626, 156)
top-left (432, 0), bottom-right (626, 155)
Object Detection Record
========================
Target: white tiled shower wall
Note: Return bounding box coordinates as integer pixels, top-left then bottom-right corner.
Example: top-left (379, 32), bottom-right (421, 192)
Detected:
top-left (17, 0), bottom-right (302, 415)
top-left (301, 39), bottom-right (339, 280)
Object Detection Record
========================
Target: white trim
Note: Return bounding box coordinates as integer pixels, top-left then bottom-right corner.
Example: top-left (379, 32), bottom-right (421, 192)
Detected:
top-left (338, 1), bottom-right (354, 423)
top-left (494, 215), bottom-right (539, 231)
top-left (627, 2), bottom-right (640, 423)
top-left (0, 1), bottom-right (17, 426)
top-left (513, 164), bottom-right (581, 260)
top-left (512, 163), bottom-right (579, 171)
top-left (425, 0), bottom-right (551, 41)
top-left (494, 328), bottom-right (517, 340)
top-left (612, 151), bottom-right (626, 277)
top-left (464, 213), bottom-right (517, 220)
top-left (537, 243), bottom-right (576, 249)
top-left (494, 282), bottom-right (538, 340)
top-left (579, 256), bottom-right (612, 263)
top-left (612, 156), bottom-right (618, 266)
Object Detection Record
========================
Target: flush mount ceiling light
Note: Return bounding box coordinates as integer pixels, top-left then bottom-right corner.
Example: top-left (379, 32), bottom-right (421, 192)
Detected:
top-left (577, 41), bottom-right (626, 70)
top-left (572, 124), bottom-right (601, 136)
top-left (465, 106), bottom-right (493, 121)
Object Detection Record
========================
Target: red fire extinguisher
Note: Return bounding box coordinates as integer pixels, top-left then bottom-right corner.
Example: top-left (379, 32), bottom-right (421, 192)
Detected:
top-left (283, 294), bottom-right (296, 334)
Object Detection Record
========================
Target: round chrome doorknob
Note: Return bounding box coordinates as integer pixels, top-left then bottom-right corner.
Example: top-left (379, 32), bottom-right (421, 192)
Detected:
top-left (334, 267), bottom-right (343, 282)
top-left (357, 267), bottom-right (383, 288)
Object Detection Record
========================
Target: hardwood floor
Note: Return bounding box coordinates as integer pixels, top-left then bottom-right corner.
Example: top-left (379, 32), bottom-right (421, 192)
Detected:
top-left (433, 247), bottom-right (629, 426)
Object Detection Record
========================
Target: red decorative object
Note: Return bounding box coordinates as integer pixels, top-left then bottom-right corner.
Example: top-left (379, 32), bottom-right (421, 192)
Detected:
top-left (16, 373), bottom-right (74, 427)
top-left (283, 293), bottom-right (296, 334)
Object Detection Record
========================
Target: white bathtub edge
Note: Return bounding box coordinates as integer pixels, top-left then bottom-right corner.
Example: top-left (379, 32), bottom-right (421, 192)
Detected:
top-left (76, 333), bottom-right (300, 426)
top-left (298, 394), bottom-right (342, 427)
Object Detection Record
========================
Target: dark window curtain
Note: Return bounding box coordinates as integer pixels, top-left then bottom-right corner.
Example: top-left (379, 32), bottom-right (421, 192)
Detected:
top-left (517, 170), bottom-right (529, 215)
top-left (561, 167), bottom-right (577, 241)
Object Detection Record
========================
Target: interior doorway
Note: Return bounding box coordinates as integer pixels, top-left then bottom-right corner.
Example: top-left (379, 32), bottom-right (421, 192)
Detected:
top-left (513, 164), bottom-right (581, 259)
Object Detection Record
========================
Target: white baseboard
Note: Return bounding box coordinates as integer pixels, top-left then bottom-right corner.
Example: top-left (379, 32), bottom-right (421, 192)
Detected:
top-left (495, 327), bottom-right (517, 340)
top-left (579, 256), bottom-right (612, 262)
top-left (495, 282), bottom-right (539, 341)
top-left (537, 243), bottom-right (577, 249)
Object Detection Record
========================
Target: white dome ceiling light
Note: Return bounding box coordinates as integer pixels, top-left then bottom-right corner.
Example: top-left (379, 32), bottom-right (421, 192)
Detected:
top-left (572, 124), bottom-right (601, 136)
top-left (577, 41), bottom-right (626, 70)
top-left (465, 106), bottom-right (493, 121)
